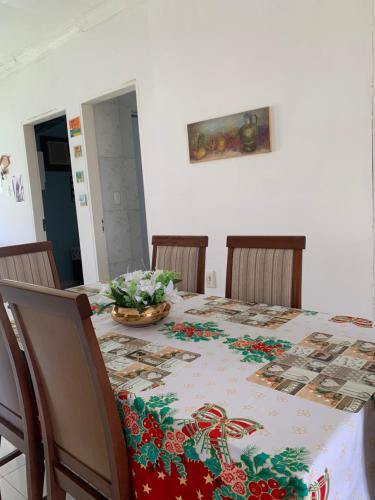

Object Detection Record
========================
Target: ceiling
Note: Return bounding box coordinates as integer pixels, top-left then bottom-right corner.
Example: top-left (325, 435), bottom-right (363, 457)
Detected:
top-left (0, 0), bottom-right (130, 79)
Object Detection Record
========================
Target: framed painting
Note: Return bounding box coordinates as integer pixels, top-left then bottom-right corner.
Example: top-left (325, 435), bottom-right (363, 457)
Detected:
top-left (187, 106), bottom-right (271, 163)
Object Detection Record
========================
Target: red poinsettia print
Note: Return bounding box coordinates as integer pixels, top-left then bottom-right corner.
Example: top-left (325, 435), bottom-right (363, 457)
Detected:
top-left (161, 321), bottom-right (226, 342)
top-left (220, 463), bottom-right (247, 495)
top-left (225, 335), bottom-right (292, 363)
top-left (248, 478), bottom-right (287, 499)
top-left (164, 430), bottom-right (187, 454)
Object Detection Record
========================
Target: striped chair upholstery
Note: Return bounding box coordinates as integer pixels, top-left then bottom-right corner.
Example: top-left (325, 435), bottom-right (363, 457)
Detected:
top-left (226, 236), bottom-right (306, 308)
top-left (0, 242), bottom-right (60, 289)
top-left (152, 236), bottom-right (208, 294)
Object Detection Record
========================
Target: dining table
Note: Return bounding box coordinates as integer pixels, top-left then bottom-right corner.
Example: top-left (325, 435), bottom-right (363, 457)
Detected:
top-left (73, 285), bottom-right (375, 500)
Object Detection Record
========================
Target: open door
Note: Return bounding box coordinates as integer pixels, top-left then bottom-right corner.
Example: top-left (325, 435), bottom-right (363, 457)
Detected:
top-left (82, 86), bottom-right (149, 279)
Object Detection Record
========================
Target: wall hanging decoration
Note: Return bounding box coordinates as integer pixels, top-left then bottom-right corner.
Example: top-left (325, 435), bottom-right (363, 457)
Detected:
top-left (76, 171), bottom-right (84, 183)
top-left (74, 145), bottom-right (82, 158)
top-left (187, 106), bottom-right (271, 163)
top-left (12, 174), bottom-right (24, 202)
top-left (79, 194), bottom-right (88, 206)
top-left (0, 155), bottom-right (12, 197)
top-left (69, 117), bottom-right (81, 137)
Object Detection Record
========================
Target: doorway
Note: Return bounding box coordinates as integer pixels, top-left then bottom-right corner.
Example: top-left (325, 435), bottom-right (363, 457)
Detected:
top-left (88, 89), bottom-right (149, 278)
top-left (34, 116), bottom-right (83, 288)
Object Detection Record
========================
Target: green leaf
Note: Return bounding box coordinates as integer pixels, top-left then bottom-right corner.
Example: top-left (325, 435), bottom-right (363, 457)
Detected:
top-left (273, 464), bottom-right (288, 475)
top-left (240, 455), bottom-right (254, 474)
top-left (183, 444), bottom-right (200, 462)
top-left (204, 456), bottom-right (222, 477)
top-left (254, 452), bottom-right (269, 469)
top-left (160, 406), bottom-right (170, 419)
top-left (288, 477), bottom-right (309, 499)
top-left (161, 452), bottom-right (171, 475)
top-left (147, 442), bottom-right (159, 464)
top-left (162, 416), bottom-right (174, 425)
top-left (257, 468), bottom-right (274, 480)
top-left (134, 397), bottom-right (145, 414)
top-left (133, 453), bottom-right (147, 467)
top-left (212, 485), bottom-right (241, 500)
top-left (171, 455), bottom-right (186, 478)
top-left (148, 393), bottom-right (178, 408)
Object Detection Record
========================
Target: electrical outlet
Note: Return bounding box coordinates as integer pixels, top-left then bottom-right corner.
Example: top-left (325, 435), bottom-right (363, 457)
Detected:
top-left (206, 270), bottom-right (216, 288)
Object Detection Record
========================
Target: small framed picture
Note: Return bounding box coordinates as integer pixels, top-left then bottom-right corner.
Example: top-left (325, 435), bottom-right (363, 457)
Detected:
top-left (76, 171), bottom-right (84, 183)
top-left (74, 145), bottom-right (82, 158)
top-left (79, 194), bottom-right (88, 206)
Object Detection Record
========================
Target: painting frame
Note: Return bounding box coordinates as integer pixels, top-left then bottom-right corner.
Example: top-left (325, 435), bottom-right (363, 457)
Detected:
top-left (187, 106), bottom-right (271, 164)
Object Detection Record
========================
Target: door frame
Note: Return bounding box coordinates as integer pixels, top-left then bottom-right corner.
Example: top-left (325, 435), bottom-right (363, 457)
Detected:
top-left (23, 109), bottom-right (67, 242)
top-left (81, 80), bottom-right (147, 280)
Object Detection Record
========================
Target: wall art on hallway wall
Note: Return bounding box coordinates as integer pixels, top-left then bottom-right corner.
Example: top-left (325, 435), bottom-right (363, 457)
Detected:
top-left (12, 174), bottom-right (24, 202)
top-left (76, 170), bottom-right (84, 183)
top-left (69, 116), bottom-right (81, 137)
top-left (0, 154), bottom-right (11, 196)
top-left (79, 193), bottom-right (87, 206)
top-left (187, 106), bottom-right (271, 163)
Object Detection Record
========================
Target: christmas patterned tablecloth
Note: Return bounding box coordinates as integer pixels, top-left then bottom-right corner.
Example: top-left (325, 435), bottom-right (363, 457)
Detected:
top-left (85, 288), bottom-right (375, 500)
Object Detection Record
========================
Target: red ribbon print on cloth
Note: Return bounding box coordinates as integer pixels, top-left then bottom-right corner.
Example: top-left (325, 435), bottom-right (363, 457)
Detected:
top-left (181, 403), bottom-right (263, 463)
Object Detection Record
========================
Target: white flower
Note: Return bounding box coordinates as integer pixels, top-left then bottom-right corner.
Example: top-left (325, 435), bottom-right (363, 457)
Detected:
top-left (164, 280), bottom-right (182, 304)
top-left (102, 269), bottom-right (181, 308)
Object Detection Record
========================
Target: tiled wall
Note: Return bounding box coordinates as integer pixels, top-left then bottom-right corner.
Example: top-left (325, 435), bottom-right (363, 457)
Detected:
top-left (94, 92), bottom-right (149, 278)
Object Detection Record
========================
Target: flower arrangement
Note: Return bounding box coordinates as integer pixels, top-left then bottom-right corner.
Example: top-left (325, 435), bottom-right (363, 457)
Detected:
top-left (102, 270), bottom-right (181, 310)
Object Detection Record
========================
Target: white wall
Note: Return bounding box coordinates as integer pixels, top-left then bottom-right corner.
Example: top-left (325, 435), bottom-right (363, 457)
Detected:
top-left (0, 0), bottom-right (373, 317)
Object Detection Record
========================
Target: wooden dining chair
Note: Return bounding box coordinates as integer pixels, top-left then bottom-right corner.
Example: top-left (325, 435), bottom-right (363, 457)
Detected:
top-left (0, 300), bottom-right (44, 500)
top-left (226, 236), bottom-right (306, 308)
top-left (152, 235), bottom-right (208, 293)
top-left (0, 279), bottom-right (131, 500)
top-left (0, 241), bottom-right (61, 289)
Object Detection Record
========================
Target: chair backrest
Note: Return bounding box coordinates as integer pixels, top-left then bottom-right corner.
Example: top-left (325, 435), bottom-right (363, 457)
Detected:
top-left (0, 299), bottom-right (39, 452)
top-left (0, 280), bottom-right (130, 499)
top-left (0, 241), bottom-right (61, 289)
top-left (0, 304), bottom-right (23, 436)
top-left (152, 235), bottom-right (208, 293)
top-left (226, 236), bottom-right (306, 308)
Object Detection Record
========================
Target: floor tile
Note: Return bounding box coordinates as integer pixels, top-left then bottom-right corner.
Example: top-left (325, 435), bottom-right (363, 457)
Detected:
top-left (4, 466), bottom-right (27, 497)
top-left (0, 478), bottom-right (25, 499)
top-left (0, 439), bottom-right (15, 458)
top-left (0, 454), bottom-right (25, 478)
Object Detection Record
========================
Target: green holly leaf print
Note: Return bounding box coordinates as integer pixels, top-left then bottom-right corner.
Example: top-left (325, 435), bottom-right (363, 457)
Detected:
top-left (303, 310), bottom-right (318, 316)
top-left (254, 452), bottom-right (269, 469)
top-left (205, 456), bottom-right (222, 477)
top-left (160, 451), bottom-right (171, 475)
top-left (133, 454), bottom-right (147, 467)
top-left (160, 406), bottom-right (171, 419)
top-left (134, 397), bottom-right (145, 414)
top-left (257, 467), bottom-right (275, 480)
top-left (289, 476), bottom-right (309, 498)
top-left (139, 442), bottom-right (159, 464)
top-left (147, 442), bottom-right (159, 463)
top-left (183, 444), bottom-right (200, 462)
top-left (171, 455), bottom-right (186, 478)
top-left (213, 485), bottom-right (243, 500)
top-left (148, 393), bottom-right (178, 408)
top-left (271, 447), bottom-right (310, 474)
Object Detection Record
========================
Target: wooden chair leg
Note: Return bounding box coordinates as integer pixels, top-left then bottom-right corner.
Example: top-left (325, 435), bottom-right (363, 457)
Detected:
top-left (45, 467), bottom-right (66, 500)
top-left (25, 444), bottom-right (45, 500)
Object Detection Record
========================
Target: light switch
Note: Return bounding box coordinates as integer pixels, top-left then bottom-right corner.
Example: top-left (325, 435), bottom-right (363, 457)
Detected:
top-left (206, 270), bottom-right (216, 288)
top-left (113, 191), bottom-right (121, 204)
